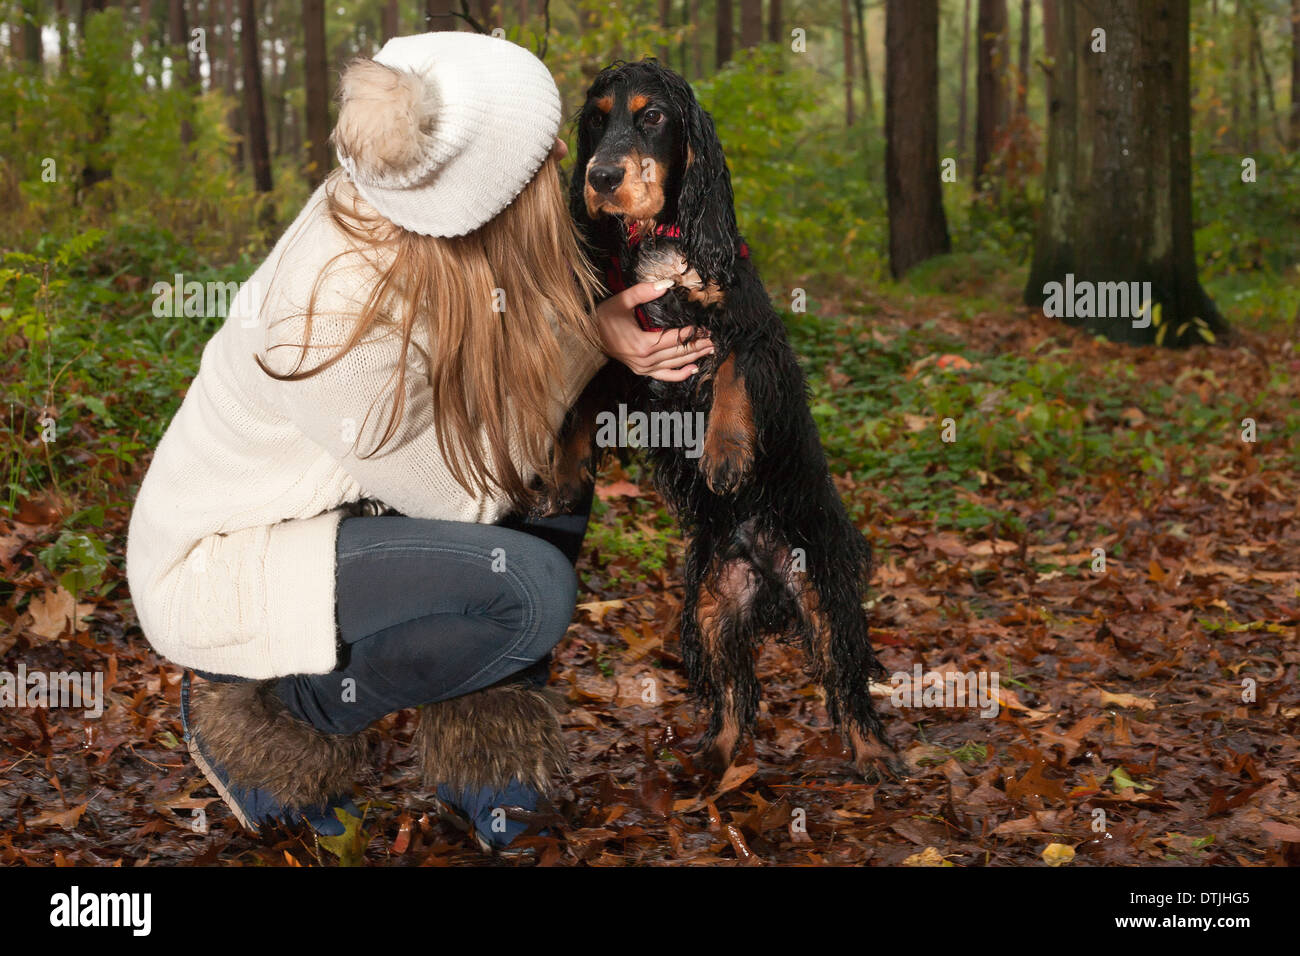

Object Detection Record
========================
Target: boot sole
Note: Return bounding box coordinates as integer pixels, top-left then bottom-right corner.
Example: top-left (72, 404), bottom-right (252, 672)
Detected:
top-left (188, 733), bottom-right (261, 835)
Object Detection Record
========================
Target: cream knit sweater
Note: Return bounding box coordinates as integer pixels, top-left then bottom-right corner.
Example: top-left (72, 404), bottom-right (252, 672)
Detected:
top-left (125, 182), bottom-right (606, 679)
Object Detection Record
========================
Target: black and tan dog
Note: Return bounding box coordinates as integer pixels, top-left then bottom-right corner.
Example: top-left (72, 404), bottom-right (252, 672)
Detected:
top-left (543, 59), bottom-right (893, 778)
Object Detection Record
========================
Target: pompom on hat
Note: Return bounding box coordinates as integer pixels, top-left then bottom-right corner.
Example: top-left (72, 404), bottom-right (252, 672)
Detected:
top-left (332, 31), bottom-right (562, 238)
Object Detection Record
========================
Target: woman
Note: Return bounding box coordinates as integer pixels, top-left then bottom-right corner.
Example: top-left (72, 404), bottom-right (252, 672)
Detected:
top-left (124, 32), bottom-right (714, 852)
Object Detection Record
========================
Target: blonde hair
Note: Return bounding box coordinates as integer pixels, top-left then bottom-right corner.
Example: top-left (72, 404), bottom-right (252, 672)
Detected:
top-left (259, 152), bottom-right (603, 511)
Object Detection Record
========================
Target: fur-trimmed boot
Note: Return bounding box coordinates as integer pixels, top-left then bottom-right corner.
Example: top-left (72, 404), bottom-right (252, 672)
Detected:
top-left (416, 682), bottom-right (569, 854)
top-left (181, 673), bottom-right (372, 836)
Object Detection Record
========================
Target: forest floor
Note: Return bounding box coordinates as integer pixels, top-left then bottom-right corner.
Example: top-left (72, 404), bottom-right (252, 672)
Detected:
top-left (1, 267), bottom-right (1298, 866)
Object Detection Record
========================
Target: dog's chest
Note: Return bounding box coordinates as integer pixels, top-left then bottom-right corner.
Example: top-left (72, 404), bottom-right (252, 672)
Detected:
top-left (630, 242), bottom-right (708, 332)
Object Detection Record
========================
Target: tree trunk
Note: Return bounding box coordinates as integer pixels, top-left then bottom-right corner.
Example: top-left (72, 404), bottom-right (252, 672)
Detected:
top-left (716, 0), bottom-right (733, 68)
top-left (169, 0), bottom-right (196, 145)
top-left (240, 0), bottom-right (273, 192)
top-left (1247, 7), bottom-right (1259, 152)
top-left (854, 0), bottom-right (873, 126)
top-left (1292, 0), bottom-right (1300, 149)
top-left (1042, 0), bottom-right (1057, 105)
top-left (768, 0), bottom-right (781, 45)
top-left (1024, 0), bottom-right (1226, 345)
top-left (304, 0), bottom-right (330, 187)
top-left (959, 0), bottom-right (971, 167)
top-left (975, 0), bottom-right (1007, 186)
top-left (1250, 9), bottom-right (1283, 147)
top-left (842, 0), bottom-right (854, 126)
top-left (383, 0), bottom-right (399, 39)
top-left (21, 0), bottom-right (40, 70)
top-left (885, 0), bottom-right (950, 277)
top-left (425, 0), bottom-right (457, 31)
top-left (740, 0), bottom-right (761, 48)
top-left (659, 0), bottom-right (672, 66)
top-left (1017, 0), bottom-right (1030, 115)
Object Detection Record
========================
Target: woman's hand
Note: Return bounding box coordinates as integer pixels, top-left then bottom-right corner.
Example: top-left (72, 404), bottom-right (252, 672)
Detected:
top-left (595, 279), bottom-right (715, 382)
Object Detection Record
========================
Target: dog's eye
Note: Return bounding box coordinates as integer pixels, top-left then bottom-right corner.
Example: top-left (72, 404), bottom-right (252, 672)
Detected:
top-left (589, 111), bottom-right (605, 129)
top-left (642, 108), bottom-right (665, 126)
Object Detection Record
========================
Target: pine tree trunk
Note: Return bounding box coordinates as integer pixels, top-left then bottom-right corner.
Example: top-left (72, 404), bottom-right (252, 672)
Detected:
top-left (1017, 0), bottom-right (1030, 115)
top-left (854, 0), bottom-right (873, 125)
top-left (659, 0), bottom-right (672, 65)
top-left (1042, 0), bottom-right (1057, 105)
top-left (169, 0), bottom-right (196, 145)
top-left (240, 0), bottom-right (273, 192)
top-left (1291, 0), bottom-right (1300, 149)
top-left (885, 0), bottom-right (950, 277)
top-left (959, 0), bottom-right (971, 167)
top-left (304, 0), bottom-right (330, 187)
top-left (716, 0), bottom-right (733, 68)
top-left (426, 0), bottom-right (457, 31)
top-left (1023, 0), bottom-right (1226, 345)
top-left (740, 0), bottom-right (761, 48)
top-left (975, 0), bottom-right (1007, 186)
top-left (842, 0), bottom-right (854, 126)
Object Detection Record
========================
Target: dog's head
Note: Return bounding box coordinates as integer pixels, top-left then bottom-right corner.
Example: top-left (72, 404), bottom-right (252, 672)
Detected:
top-left (571, 59), bottom-right (740, 283)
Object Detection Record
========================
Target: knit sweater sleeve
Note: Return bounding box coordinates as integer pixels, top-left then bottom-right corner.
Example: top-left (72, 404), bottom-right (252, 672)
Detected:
top-left (257, 244), bottom-right (606, 524)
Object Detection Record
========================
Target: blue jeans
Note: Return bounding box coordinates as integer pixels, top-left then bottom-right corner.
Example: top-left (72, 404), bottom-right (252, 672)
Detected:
top-left (197, 491), bottom-right (591, 735)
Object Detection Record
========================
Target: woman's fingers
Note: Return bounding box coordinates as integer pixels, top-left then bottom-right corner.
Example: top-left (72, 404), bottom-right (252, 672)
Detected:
top-left (646, 362), bottom-right (704, 383)
top-left (643, 335), bottom-right (714, 371)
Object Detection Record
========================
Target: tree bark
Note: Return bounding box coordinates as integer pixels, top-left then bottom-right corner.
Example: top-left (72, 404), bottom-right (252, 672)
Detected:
top-left (854, 0), bottom-right (873, 126)
top-left (304, 0), bottom-right (330, 187)
top-left (21, 0), bottom-right (40, 70)
top-left (885, 0), bottom-right (950, 278)
top-left (1024, 0), bottom-right (1226, 345)
top-left (716, 0), bottom-right (733, 68)
top-left (240, 0), bottom-right (273, 192)
top-left (659, 0), bottom-right (672, 66)
top-left (842, 0), bottom-right (854, 126)
top-left (768, 0), bottom-right (781, 45)
top-left (1017, 0), bottom-right (1030, 115)
top-left (425, 0), bottom-right (457, 31)
top-left (169, 0), bottom-right (196, 145)
top-left (383, 0), bottom-right (399, 39)
top-left (975, 0), bottom-right (1007, 186)
top-left (959, 0), bottom-right (971, 167)
top-left (740, 0), bottom-right (761, 48)
top-left (1292, 0), bottom-right (1300, 149)
top-left (1042, 0), bottom-right (1057, 105)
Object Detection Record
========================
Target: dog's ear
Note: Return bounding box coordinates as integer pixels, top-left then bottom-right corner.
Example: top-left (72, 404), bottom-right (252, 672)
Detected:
top-left (669, 75), bottom-right (739, 285)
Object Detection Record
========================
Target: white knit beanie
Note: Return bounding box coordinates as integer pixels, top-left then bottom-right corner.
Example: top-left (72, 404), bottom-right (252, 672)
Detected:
top-left (332, 31), bottom-right (562, 238)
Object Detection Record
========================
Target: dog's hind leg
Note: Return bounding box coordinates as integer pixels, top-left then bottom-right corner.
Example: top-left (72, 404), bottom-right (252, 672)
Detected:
top-left (681, 534), bottom-right (762, 776)
top-left (785, 554), bottom-right (892, 779)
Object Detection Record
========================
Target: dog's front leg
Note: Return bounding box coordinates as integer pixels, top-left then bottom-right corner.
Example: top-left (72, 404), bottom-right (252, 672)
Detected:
top-left (699, 352), bottom-right (755, 495)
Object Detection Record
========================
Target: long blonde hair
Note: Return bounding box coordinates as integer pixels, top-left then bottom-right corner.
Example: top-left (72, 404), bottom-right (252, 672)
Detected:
top-left (259, 152), bottom-right (603, 510)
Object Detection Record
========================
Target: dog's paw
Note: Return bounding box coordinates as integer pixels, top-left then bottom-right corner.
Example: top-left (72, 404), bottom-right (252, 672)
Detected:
top-left (699, 432), bottom-right (751, 494)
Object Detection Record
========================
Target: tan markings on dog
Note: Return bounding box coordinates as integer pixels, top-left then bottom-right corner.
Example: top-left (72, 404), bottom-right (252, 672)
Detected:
top-left (700, 355), bottom-right (755, 494)
top-left (634, 248), bottom-right (726, 306)
top-left (586, 150), bottom-right (666, 221)
top-left (628, 93), bottom-right (650, 112)
top-left (594, 95), bottom-right (614, 113)
top-left (793, 581), bottom-right (834, 685)
top-left (695, 558), bottom-right (758, 770)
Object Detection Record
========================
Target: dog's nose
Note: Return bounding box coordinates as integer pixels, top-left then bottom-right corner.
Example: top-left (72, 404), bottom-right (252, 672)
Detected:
top-left (588, 164), bottom-right (625, 194)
